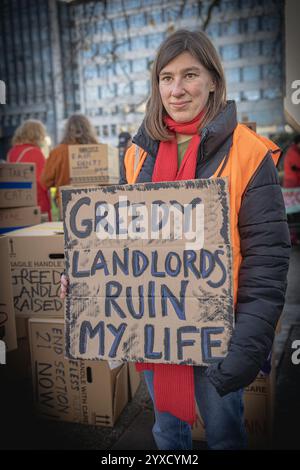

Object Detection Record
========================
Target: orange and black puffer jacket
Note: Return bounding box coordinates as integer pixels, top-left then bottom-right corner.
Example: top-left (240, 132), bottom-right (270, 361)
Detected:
top-left (120, 101), bottom-right (291, 396)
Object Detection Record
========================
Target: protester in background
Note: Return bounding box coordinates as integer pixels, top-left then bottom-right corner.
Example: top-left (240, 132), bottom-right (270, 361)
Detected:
top-left (61, 30), bottom-right (290, 450)
top-left (118, 131), bottom-right (132, 160)
top-left (7, 119), bottom-right (51, 220)
top-left (41, 114), bottom-right (99, 203)
top-left (283, 135), bottom-right (300, 188)
top-left (118, 131), bottom-right (132, 187)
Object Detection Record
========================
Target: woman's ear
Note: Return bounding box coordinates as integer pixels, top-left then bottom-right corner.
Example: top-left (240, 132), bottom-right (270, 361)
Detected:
top-left (209, 81), bottom-right (216, 92)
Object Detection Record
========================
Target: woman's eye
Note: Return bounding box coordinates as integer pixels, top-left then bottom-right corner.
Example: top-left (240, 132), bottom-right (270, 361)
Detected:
top-left (161, 76), bottom-right (172, 82)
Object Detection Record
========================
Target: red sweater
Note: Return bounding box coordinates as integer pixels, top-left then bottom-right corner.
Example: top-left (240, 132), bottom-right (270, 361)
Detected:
top-left (7, 143), bottom-right (51, 220)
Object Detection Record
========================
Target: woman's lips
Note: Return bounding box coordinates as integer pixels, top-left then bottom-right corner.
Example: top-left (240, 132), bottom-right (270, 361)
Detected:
top-left (169, 102), bottom-right (191, 109)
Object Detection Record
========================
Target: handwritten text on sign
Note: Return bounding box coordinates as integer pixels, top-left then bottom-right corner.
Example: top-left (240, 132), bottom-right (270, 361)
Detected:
top-left (62, 179), bottom-right (234, 365)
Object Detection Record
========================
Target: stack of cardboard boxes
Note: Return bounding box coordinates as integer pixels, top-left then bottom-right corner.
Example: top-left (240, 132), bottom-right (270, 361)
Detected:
top-left (0, 162), bottom-right (41, 234)
top-left (1, 221), bottom-right (135, 427)
top-left (1, 150), bottom-right (140, 429)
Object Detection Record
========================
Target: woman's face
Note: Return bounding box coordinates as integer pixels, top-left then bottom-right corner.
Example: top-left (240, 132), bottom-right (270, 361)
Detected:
top-left (158, 51), bottom-right (215, 123)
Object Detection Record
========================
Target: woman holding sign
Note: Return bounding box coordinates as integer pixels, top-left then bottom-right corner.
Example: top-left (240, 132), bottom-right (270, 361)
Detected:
top-left (61, 29), bottom-right (290, 450)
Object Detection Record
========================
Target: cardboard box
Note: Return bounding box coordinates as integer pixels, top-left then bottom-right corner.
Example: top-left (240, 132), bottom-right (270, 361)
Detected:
top-left (29, 318), bottom-right (128, 426)
top-left (68, 144), bottom-right (119, 185)
top-left (0, 163), bottom-right (37, 208)
top-left (5, 222), bottom-right (65, 318)
top-left (0, 206), bottom-right (41, 234)
top-left (243, 370), bottom-right (275, 449)
top-left (0, 237), bottom-right (17, 352)
top-left (192, 369), bottom-right (275, 449)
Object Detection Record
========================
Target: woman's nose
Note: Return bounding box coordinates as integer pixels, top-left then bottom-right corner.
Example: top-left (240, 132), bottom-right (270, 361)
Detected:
top-left (170, 79), bottom-right (185, 97)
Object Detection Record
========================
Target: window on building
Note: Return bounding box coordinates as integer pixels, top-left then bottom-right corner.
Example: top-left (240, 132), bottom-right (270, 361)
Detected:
top-left (101, 84), bottom-right (117, 99)
top-left (220, 19), bottom-right (239, 36)
top-left (116, 39), bottom-right (131, 53)
top-left (226, 68), bottom-right (240, 84)
top-left (99, 41), bottom-right (111, 56)
top-left (132, 58), bottom-right (147, 73)
top-left (131, 35), bottom-right (147, 50)
top-left (261, 15), bottom-right (280, 32)
top-left (143, 0), bottom-right (160, 5)
top-left (111, 124), bottom-right (117, 136)
top-left (147, 33), bottom-right (164, 50)
top-left (111, 105), bottom-right (119, 115)
top-left (102, 125), bottom-right (109, 136)
top-left (221, 44), bottom-right (240, 61)
top-left (261, 39), bottom-right (276, 57)
top-left (206, 22), bottom-right (219, 39)
top-left (248, 16), bottom-right (261, 33)
top-left (241, 41), bottom-right (260, 58)
top-left (117, 81), bottom-right (132, 96)
top-left (133, 80), bottom-right (147, 96)
top-left (107, 0), bottom-right (123, 14)
top-left (164, 5), bottom-right (181, 22)
top-left (262, 63), bottom-right (281, 81)
top-left (221, 0), bottom-right (239, 11)
top-left (84, 66), bottom-right (98, 80)
top-left (85, 86), bottom-right (98, 101)
top-left (115, 60), bottom-right (131, 76)
top-left (130, 13), bottom-right (146, 29)
top-left (113, 16), bottom-right (127, 31)
top-left (243, 65), bottom-right (260, 82)
top-left (147, 9), bottom-right (162, 25)
top-left (126, 0), bottom-right (141, 8)
top-left (182, 3), bottom-right (198, 18)
top-left (262, 88), bottom-right (281, 99)
top-left (98, 65), bottom-right (106, 78)
top-left (96, 108), bottom-right (103, 116)
top-left (242, 89), bottom-right (261, 101)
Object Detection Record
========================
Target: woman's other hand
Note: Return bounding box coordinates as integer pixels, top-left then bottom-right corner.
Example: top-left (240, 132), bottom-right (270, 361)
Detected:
top-left (60, 273), bottom-right (69, 299)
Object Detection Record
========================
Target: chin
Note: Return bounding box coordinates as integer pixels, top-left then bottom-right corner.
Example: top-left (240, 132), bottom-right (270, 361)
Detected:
top-left (169, 111), bottom-right (192, 122)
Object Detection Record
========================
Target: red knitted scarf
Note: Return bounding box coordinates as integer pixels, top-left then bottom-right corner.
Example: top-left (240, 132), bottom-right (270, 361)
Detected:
top-left (135, 110), bottom-right (204, 425)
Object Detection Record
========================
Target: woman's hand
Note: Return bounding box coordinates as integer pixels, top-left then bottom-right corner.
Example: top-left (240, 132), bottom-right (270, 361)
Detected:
top-left (60, 273), bottom-right (69, 299)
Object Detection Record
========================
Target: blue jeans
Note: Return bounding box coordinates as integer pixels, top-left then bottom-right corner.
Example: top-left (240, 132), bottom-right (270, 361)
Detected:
top-left (143, 367), bottom-right (247, 450)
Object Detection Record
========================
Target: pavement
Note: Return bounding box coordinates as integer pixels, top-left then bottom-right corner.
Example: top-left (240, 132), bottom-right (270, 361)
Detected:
top-left (0, 247), bottom-right (299, 450)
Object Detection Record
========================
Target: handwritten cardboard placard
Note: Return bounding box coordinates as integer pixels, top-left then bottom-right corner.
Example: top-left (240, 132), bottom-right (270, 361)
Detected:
top-left (61, 179), bottom-right (234, 365)
top-left (7, 223), bottom-right (65, 317)
top-left (68, 144), bottom-right (119, 184)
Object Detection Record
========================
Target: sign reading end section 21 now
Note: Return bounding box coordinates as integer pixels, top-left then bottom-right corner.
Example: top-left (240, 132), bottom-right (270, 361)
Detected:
top-left (61, 178), bottom-right (234, 366)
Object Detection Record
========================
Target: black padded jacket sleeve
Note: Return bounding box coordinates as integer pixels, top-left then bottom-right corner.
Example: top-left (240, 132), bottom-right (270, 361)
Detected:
top-left (205, 152), bottom-right (291, 396)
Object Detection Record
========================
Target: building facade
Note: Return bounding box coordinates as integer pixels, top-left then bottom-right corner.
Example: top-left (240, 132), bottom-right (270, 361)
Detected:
top-left (0, 0), bottom-right (285, 154)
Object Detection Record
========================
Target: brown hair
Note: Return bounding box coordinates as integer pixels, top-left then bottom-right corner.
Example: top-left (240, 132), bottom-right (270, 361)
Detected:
top-left (60, 114), bottom-right (99, 145)
top-left (12, 119), bottom-right (47, 147)
top-left (144, 29), bottom-right (227, 141)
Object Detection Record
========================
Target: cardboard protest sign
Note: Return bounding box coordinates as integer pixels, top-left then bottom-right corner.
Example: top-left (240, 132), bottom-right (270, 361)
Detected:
top-left (61, 179), bottom-right (234, 365)
top-left (68, 144), bottom-right (119, 185)
top-left (0, 162), bottom-right (37, 208)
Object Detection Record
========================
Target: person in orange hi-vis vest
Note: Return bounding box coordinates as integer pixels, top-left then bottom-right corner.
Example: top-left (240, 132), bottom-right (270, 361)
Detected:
top-left (61, 30), bottom-right (290, 450)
